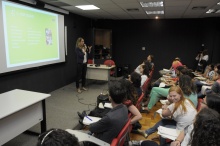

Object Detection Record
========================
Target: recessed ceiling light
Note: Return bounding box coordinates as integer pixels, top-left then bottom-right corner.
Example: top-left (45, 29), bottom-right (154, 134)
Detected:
top-left (75, 5), bottom-right (100, 10)
top-left (206, 9), bottom-right (216, 13)
top-left (146, 11), bottom-right (164, 14)
top-left (217, 2), bottom-right (220, 5)
top-left (140, 1), bottom-right (163, 7)
top-left (155, 16), bottom-right (159, 19)
top-left (215, 10), bottom-right (220, 13)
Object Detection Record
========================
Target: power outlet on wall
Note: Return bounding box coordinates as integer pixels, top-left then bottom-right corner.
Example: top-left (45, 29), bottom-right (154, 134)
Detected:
top-left (142, 47), bottom-right (145, 50)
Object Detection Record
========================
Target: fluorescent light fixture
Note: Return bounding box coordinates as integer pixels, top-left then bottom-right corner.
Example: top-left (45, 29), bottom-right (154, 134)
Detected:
top-left (44, 4), bottom-right (69, 14)
top-left (140, 1), bottom-right (163, 7)
top-left (215, 10), bottom-right (220, 13)
top-left (75, 5), bottom-right (100, 10)
top-left (206, 9), bottom-right (216, 13)
top-left (146, 11), bottom-right (164, 14)
top-left (19, 0), bottom-right (36, 5)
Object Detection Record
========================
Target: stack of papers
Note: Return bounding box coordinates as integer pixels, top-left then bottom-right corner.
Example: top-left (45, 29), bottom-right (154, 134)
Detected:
top-left (195, 76), bottom-right (206, 81)
top-left (83, 116), bottom-right (101, 125)
top-left (104, 103), bottom-right (113, 108)
top-left (157, 126), bottom-right (180, 140)
top-left (163, 68), bottom-right (170, 72)
top-left (160, 100), bottom-right (169, 105)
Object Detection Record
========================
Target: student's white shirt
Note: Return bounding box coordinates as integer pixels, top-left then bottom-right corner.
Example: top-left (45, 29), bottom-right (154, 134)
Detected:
top-left (167, 99), bottom-right (197, 130)
top-left (135, 65), bottom-right (141, 74)
top-left (141, 75), bottom-right (148, 87)
top-left (181, 124), bottom-right (194, 146)
top-left (83, 52), bottom-right (87, 63)
top-left (202, 55), bottom-right (208, 61)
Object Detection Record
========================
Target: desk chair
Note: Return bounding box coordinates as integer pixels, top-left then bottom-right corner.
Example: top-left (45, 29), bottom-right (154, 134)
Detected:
top-left (88, 59), bottom-right (93, 64)
top-left (66, 118), bottom-right (131, 146)
top-left (104, 60), bottom-right (115, 76)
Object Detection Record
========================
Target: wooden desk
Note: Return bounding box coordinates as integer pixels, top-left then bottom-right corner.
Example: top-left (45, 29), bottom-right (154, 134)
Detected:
top-left (0, 89), bottom-right (50, 145)
top-left (87, 64), bottom-right (115, 81)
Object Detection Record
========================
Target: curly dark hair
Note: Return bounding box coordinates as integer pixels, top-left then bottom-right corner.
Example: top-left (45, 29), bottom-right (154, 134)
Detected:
top-left (118, 79), bottom-right (139, 105)
top-left (190, 108), bottom-right (220, 146)
top-left (178, 75), bottom-right (197, 96)
top-left (37, 128), bottom-right (79, 146)
top-left (130, 72), bottom-right (141, 88)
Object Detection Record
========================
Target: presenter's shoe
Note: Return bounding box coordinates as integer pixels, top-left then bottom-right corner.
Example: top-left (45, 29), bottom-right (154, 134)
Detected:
top-left (77, 88), bottom-right (82, 93)
top-left (137, 129), bottom-right (148, 138)
top-left (81, 87), bottom-right (87, 91)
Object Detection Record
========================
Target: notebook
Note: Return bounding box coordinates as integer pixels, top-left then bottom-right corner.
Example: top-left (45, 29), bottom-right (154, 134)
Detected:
top-left (157, 126), bottom-right (180, 140)
top-left (83, 116), bottom-right (101, 125)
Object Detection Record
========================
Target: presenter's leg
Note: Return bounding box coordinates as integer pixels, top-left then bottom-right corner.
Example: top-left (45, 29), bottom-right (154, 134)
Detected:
top-left (81, 63), bottom-right (87, 90)
top-left (76, 63), bottom-right (83, 93)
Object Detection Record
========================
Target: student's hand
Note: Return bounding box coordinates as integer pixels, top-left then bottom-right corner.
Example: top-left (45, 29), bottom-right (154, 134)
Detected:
top-left (170, 140), bottom-right (181, 146)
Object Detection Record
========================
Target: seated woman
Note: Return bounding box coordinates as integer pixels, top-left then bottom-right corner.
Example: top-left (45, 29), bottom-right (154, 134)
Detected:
top-left (129, 72), bottom-right (142, 97)
top-left (202, 63), bottom-right (215, 80)
top-left (170, 57), bottom-right (183, 71)
top-left (142, 74), bottom-right (197, 112)
top-left (139, 64), bottom-right (149, 87)
top-left (119, 79), bottom-right (142, 124)
top-left (139, 86), bottom-right (197, 138)
top-left (171, 92), bottom-right (220, 146)
top-left (135, 60), bottom-right (151, 74)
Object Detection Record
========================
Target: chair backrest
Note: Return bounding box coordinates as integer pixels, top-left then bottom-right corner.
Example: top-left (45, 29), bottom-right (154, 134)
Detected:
top-left (142, 78), bottom-right (151, 94)
top-left (197, 98), bottom-right (203, 111)
top-left (135, 93), bottom-right (144, 110)
top-left (104, 60), bottom-right (115, 66)
top-left (110, 118), bottom-right (131, 146)
top-left (88, 59), bottom-right (93, 64)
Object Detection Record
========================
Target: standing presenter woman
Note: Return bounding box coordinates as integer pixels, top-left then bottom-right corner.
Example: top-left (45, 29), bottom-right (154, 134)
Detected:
top-left (75, 37), bottom-right (92, 93)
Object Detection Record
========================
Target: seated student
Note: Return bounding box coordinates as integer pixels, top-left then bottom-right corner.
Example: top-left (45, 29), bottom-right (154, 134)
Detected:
top-left (139, 64), bottom-right (149, 87)
top-left (147, 55), bottom-right (154, 69)
top-left (37, 128), bottom-right (79, 146)
top-left (131, 108), bottom-right (220, 146)
top-left (139, 86), bottom-right (197, 138)
top-left (118, 79), bottom-right (142, 124)
top-left (202, 63), bottom-right (215, 80)
top-left (197, 69), bottom-right (220, 98)
top-left (129, 72), bottom-right (142, 97)
top-left (142, 75), bottom-right (197, 112)
top-left (170, 57), bottom-right (183, 71)
top-left (88, 81), bottom-right (128, 144)
top-left (171, 93), bottom-right (220, 146)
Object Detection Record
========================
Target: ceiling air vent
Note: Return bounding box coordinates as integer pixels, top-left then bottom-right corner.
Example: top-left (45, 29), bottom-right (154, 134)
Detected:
top-left (126, 8), bottom-right (139, 12)
top-left (192, 6), bottom-right (207, 10)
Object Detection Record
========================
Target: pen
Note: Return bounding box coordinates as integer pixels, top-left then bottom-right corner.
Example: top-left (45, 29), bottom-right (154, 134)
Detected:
top-left (86, 116), bottom-right (92, 121)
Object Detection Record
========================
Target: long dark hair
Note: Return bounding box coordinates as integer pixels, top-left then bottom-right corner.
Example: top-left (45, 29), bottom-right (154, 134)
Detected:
top-left (190, 108), bottom-right (220, 146)
top-left (178, 75), bottom-right (197, 96)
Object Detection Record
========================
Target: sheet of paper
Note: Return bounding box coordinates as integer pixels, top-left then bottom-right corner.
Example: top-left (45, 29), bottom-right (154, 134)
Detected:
top-left (83, 116), bottom-right (101, 125)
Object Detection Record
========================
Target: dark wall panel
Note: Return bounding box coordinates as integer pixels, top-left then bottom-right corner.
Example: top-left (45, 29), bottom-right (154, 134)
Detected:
top-left (94, 18), bottom-right (220, 78)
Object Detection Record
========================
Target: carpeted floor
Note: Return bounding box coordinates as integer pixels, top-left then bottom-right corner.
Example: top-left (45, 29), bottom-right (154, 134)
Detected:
top-left (3, 78), bottom-right (120, 146)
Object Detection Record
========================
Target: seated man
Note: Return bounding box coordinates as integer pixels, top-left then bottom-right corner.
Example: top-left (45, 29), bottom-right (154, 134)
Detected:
top-left (88, 81), bottom-right (128, 144)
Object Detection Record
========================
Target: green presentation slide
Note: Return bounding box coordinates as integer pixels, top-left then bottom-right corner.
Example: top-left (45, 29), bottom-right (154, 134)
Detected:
top-left (3, 2), bottom-right (59, 65)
